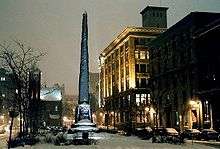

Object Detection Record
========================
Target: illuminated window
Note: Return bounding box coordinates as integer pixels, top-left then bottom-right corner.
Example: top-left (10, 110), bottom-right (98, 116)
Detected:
top-left (128, 95), bottom-right (130, 102)
top-left (146, 51), bottom-right (149, 59)
top-left (55, 106), bottom-right (58, 111)
top-left (136, 94), bottom-right (140, 106)
top-left (135, 51), bottom-right (139, 59)
top-left (147, 94), bottom-right (151, 104)
top-left (2, 94), bottom-right (5, 98)
top-left (141, 94), bottom-right (147, 105)
top-left (0, 77), bottom-right (5, 81)
top-left (140, 51), bottom-right (146, 59)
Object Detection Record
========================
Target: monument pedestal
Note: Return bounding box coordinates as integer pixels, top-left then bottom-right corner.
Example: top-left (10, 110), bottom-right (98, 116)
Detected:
top-left (71, 102), bottom-right (98, 140)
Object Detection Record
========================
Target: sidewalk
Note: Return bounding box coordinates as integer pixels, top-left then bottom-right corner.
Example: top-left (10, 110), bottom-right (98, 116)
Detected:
top-left (186, 139), bottom-right (220, 148)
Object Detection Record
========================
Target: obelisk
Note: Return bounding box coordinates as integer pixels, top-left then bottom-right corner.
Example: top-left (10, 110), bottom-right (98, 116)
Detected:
top-left (73, 12), bottom-right (97, 134)
top-left (79, 11), bottom-right (89, 104)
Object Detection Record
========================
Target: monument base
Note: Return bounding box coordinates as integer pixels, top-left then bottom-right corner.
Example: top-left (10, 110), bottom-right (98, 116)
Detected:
top-left (73, 119), bottom-right (98, 132)
top-left (70, 102), bottom-right (98, 142)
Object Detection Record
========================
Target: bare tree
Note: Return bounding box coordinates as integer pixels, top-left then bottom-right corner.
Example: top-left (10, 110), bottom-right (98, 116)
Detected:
top-left (0, 39), bottom-right (46, 136)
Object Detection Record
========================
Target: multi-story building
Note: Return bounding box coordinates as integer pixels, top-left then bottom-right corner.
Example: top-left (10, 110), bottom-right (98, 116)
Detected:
top-left (0, 68), bottom-right (16, 126)
top-left (149, 12), bottom-right (220, 130)
top-left (98, 6), bottom-right (167, 132)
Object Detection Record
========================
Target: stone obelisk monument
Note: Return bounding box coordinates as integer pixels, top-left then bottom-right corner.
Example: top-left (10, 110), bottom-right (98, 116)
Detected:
top-left (79, 11), bottom-right (89, 104)
top-left (73, 12), bottom-right (97, 133)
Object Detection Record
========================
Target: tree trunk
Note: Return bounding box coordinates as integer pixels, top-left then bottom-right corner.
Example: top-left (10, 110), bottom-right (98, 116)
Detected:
top-left (8, 117), bottom-right (14, 149)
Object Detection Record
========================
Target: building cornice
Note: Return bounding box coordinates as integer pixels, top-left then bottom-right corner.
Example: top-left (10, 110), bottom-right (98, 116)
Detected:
top-left (100, 26), bottom-right (166, 57)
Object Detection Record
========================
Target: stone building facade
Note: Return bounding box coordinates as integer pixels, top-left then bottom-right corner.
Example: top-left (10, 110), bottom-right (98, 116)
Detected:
top-left (98, 27), bottom-right (165, 131)
top-left (149, 12), bottom-right (220, 130)
top-left (98, 6), bottom-right (167, 132)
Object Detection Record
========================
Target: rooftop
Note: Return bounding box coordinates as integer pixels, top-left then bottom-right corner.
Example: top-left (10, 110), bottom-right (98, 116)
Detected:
top-left (140, 5), bottom-right (168, 15)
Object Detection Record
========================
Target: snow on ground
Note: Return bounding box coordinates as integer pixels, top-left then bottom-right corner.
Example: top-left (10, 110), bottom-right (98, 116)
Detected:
top-left (1, 133), bottom-right (218, 149)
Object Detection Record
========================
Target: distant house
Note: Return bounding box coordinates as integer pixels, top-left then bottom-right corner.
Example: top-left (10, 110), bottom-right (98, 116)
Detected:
top-left (62, 94), bottom-right (78, 127)
top-left (40, 84), bottom-right (64, 127)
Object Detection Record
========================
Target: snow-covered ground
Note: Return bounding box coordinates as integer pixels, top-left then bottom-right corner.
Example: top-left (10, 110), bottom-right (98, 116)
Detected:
top-left (1, 133), bottom-right (218, 149)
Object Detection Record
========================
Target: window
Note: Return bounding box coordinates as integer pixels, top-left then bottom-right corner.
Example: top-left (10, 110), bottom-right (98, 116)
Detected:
top-left (140, 64), bottom-right (146, 73)
top-left (147, 94), bottom-right (151, 104)
top-left (141, 94), bottom-right (147, 105)
top-left (140, 78), bottom-right (147, 88)
top-left (135, 64), bottom-right (139, 73)
top-left (136, 94), bottom-right (140, 106)
top-left (146, 64), bottom-right (149, 73)
top-left (140, 51), bottom-right (146, 59)
top-left (135, 51), bottom-right (139, 59)
top-left (2, 94), bottom-right (5, 98)
top-left (136, 78), bottom-right (139, 88)
top-left (128, 95), bottom-right (130, 103)
top-left (0, 77), bottom-right (5, 81)
top-left (136, 77), bottom-right (148, 88)
top-left (146, 51), bottom-right (149, 59)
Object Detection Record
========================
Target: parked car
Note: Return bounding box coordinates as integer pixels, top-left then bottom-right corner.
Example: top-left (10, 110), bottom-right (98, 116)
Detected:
top-left (181, 129), bottom-right (201, 140)
top-left (165, 128), bottom-right (179, 136)
top-left (135, 126), bottom-right (153, 139)
top-left (152, 127), bottom-right (183, 144)
top-left (201, 129), bottom-right (219, 141)
top-left (153, 127), bottom-right (179, 136)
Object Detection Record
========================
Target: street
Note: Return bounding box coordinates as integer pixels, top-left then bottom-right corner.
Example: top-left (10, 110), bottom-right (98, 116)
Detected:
top-left (0, 132), bottom-right (219, 149)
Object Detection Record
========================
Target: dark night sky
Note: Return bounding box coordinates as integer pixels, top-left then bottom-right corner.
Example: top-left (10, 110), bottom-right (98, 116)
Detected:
top-left (0, 0), bottom-right (219, 95)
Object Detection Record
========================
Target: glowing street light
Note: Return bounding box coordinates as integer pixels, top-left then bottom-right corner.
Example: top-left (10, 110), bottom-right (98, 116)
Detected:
top-left (63, 116), bottom-right (68, 122)
top-left (145, 107), bottom-right (150, 112)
